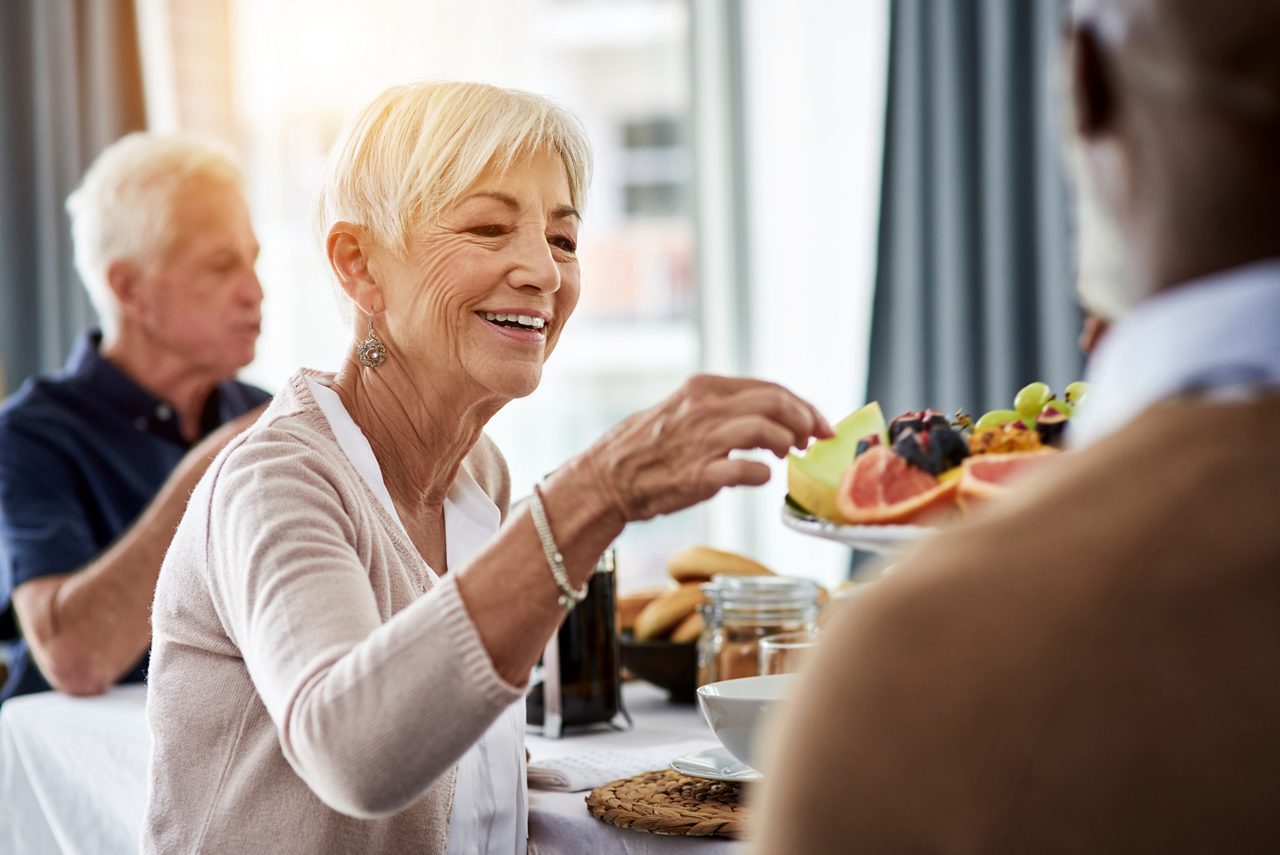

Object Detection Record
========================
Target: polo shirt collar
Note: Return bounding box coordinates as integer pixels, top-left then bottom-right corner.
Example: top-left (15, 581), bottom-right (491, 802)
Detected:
top-left (1070, 258), bottom-right (1280, 446)
top-left (64, 329), bottom-right (219, 442)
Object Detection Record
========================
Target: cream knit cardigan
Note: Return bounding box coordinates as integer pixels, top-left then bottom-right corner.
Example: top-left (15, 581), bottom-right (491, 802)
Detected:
top-left (143, 370), bottom-right (524, 854)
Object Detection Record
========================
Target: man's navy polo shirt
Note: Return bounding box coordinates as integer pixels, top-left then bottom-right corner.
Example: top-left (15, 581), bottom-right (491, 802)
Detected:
top-left (0, 330), bottom-right (271, 700)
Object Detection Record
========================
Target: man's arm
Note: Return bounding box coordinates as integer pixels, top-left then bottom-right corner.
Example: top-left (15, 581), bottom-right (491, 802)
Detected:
top-left (11, 406), bottom-right (264, 695)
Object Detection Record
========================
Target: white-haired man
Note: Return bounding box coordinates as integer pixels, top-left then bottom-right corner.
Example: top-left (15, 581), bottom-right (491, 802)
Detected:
top-left (0, 133), bottom-right (269, 700)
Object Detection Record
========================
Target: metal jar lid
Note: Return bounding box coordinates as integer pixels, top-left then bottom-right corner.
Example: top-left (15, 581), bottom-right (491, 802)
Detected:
top-left (701, 575), bottom-right (820, 622)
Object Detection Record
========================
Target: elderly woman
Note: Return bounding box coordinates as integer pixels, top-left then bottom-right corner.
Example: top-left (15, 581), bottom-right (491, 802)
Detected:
top-left (143, 81), bottom-right (829, 854)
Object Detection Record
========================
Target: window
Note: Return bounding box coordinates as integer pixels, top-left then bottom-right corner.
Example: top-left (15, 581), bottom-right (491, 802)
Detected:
top-left (620, 116), bottom-right (688, 220)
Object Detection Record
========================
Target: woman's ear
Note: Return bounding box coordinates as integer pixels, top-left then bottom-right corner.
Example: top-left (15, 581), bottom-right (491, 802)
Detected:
top-left (327, 222), bottom-right (385, 316)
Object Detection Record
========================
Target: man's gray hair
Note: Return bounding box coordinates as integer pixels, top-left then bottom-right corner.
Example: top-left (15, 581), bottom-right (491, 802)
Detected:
top-left (66, 133), bottom-right (244, 336)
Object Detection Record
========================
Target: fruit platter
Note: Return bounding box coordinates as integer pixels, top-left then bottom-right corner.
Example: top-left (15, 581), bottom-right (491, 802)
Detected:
top-left (783, 382), bottom-right (1088, 554)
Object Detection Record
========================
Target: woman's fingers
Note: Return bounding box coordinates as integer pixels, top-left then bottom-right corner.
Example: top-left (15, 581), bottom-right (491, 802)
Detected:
top-left (715, 387), bottom-right (828, 448)
top-left (581, 374), bottom-right (832, 522)
top-left (702, 457), bottom-right (773, 490)
top-left (807, 402), bottom-right (835, 438)
top-left (678, 375), bottom-right (832, 440)
top-left (704, 415), bottom-right (798, 459)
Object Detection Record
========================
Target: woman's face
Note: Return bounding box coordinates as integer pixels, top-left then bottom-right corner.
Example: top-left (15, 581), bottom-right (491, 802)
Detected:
top-left (373, 147), bottom-right (580, 401)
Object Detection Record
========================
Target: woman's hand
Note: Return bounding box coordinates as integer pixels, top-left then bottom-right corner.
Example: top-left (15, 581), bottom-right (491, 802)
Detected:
top-left (579, 374), bottom-right (833, 523)
top-left (459, 375), bottom-right (830, 688)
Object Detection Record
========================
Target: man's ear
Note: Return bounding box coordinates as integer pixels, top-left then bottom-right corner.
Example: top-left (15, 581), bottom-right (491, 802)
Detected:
top-left (1070, 23), bottom-right (1115, 138)
top-left (105, 259), bottom-right (145, 322)
top-left (327, 222), bottom-right (385, 317)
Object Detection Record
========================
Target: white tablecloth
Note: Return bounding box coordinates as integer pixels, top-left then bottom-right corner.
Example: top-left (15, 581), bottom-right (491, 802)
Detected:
top-left (0, 685), bottom-right (150, 855)
top-left (0, 682), bottom-right (744, 854)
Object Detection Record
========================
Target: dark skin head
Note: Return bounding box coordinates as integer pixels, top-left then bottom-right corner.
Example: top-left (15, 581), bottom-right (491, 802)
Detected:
top-left (1068, 0), bottom-right (1280, 294)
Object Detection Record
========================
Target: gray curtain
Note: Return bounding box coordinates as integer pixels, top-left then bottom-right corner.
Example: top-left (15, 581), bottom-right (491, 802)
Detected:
top-left (867, 0), bottom-right (1082, 420)
top-left (0, 0), bottom-right (147, 395)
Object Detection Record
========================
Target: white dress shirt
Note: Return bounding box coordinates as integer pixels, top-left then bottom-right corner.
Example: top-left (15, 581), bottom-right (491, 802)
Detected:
top-left (306, 376), bottom-right (528, 855)
top-left (1070, 258), bottom-right (1280, 447)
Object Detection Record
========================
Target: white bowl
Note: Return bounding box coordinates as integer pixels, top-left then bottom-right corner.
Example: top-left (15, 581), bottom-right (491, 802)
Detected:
top-left (696, 673), bottom-right (797, 772)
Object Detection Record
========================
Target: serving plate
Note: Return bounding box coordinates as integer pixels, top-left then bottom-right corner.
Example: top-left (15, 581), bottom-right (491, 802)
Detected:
top-left (670, 746), bottom-right (763, 783)
top-left (780, 499), bottom-right (932, 554)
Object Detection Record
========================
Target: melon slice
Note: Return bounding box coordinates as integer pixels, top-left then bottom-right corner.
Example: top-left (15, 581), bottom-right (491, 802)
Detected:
top-left (787, 402), bottom-right (889, 522)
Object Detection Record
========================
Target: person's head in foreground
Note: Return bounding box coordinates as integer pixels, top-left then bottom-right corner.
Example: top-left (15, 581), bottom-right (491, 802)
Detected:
top-left (142, 80), bottom-right (830, 854)
top-left (754, 0), bottom-right (1280, 852)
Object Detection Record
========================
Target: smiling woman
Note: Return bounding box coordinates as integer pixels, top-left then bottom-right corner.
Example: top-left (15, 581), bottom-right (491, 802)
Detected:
top-left (328, 146), bottom-right (582, 406)
top-left (143, 80), bottom-right (831, 855)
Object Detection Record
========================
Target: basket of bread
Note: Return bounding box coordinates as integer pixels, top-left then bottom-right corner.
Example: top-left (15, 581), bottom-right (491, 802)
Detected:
top-left (617, 545), bottom-right (774, 703)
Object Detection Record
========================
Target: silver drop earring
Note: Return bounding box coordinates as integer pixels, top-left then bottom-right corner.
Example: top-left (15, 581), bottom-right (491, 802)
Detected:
top-left (356, 317), bottom-right (388, 368)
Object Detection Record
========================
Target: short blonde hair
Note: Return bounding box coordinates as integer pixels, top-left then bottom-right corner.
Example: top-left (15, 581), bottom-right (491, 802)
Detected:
top-left (312, 80), bottom-right (593, 278)
top-left (66, 133), bottom-right (243, 336)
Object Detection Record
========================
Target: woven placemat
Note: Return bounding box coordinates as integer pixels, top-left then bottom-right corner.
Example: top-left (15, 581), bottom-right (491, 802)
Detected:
top-left (586, 768), bottom-right (748, 838)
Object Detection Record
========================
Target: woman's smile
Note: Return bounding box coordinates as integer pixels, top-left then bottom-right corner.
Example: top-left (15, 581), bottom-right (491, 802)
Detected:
top-left (476, 308), bottom-right (550, 344)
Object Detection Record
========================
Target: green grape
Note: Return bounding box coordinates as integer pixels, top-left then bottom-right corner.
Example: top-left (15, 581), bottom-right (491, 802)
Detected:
top-left (1014, 382), bottom-right (1052, 422)
top-left (1040, 399), bottom-right (1074, 419)
top-left (1064, 381), bottom-right (1091, 407)
top-left (974, 409), bottom-right (1020, 431)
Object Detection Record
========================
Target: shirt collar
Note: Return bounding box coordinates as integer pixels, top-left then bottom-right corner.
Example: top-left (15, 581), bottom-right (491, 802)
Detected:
top-left (65, 330), bottom-right (165, 420)
top-left (1070, 258), bottom-right (1280, 446)
top-left (64, 329), bottom-right (223, 441)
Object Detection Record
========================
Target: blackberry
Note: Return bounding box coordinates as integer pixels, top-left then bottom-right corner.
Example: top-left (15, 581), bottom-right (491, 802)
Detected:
top-left (929, 425), bottom-right (970, 471)
top-left (893, 430), bottom-right (936, 474)
top-left (889, 413), bottom-right (923, 443)
top-left (893, 424), bottom-right (969, 475)
top-left (889, 408), bottom-right (949, 442)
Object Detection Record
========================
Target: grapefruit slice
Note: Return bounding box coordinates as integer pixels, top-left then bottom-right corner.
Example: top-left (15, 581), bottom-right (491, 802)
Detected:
top-left (787, 402), bottom-right (889, 522)
top-left (835, 446), bottom-right (959, 525)
top-left (957, 451), bottom-right (1060, 513)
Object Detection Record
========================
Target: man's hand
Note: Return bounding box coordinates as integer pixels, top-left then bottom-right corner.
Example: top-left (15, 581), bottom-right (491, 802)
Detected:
top-left (12, 403), bottom-right (266, 695)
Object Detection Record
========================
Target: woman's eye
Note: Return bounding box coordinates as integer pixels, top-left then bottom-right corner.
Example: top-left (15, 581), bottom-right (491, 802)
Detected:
top-left (469, 225), bottom-right (509, 238)
top-left (550, 236), bottom-right (577, 253)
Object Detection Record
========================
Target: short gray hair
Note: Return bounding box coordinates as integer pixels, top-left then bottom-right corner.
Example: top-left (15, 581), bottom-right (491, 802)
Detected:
top-left (66, 133), bottom-right (244, 336)
top-left (312, 80), bottom-right (593, 317)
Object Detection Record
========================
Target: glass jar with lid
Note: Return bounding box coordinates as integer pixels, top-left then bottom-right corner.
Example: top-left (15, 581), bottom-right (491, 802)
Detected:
top-left (696, 575), bottom-right (821, 686)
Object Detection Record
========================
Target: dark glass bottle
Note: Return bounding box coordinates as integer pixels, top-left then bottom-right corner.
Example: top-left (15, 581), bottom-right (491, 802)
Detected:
top-left (526, 550), bottom-right (624, 736)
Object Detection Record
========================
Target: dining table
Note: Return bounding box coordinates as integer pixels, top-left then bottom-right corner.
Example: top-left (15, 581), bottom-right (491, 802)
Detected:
top-left (0, 679), bottom-right (746, 854)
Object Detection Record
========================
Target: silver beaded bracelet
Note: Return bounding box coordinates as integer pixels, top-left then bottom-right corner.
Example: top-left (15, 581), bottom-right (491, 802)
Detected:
top-left (529, 484), bottom-right (589, 610)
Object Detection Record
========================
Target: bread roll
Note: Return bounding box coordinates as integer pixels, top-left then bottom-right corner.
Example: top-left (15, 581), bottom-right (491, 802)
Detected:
top-left (669, 611), bottom-right (703, 643)
top-left (666, 545), bottom-right (773, 583)
top-left (633, 584), bottom-right (704, 640)
top-left (617, 586), bottom-right (668, 633)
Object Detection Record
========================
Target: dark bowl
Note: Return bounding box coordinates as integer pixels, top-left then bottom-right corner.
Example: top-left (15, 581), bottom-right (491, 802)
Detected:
top-left (619, 634), bottom-right (698, 704)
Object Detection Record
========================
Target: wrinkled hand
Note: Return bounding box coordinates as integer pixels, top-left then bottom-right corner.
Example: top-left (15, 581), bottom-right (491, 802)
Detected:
top-left (581, 375), bottom-right (833, 523)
